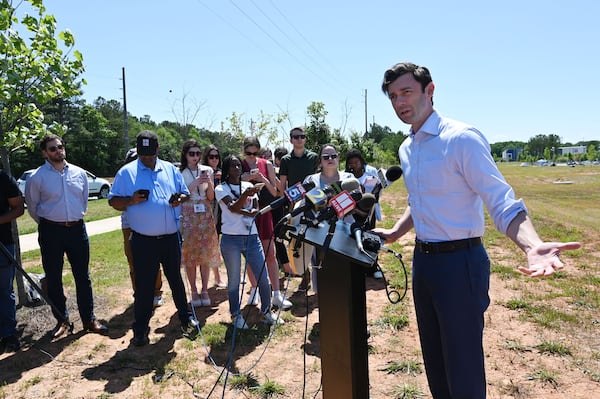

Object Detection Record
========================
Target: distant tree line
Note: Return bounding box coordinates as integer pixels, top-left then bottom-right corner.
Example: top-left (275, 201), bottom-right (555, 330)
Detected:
top-left (9, 93), bottom-right (599, 178)
top-left (8, 95), bottom-right (410, 178)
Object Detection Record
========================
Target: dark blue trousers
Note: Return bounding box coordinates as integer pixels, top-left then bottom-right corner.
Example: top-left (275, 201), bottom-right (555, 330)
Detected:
top-left (38, 220), bottom-right (95, 323)
top-left (0, 244), bottom-right (16, 338)
top-left (412, 244), bottom-right (490, 399)
top-left (130, 232), bottom-right (191, 335)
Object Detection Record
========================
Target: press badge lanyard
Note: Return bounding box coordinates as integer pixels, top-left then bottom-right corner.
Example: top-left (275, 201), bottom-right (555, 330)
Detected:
top-left (188, 167), bottom-right (206, 213)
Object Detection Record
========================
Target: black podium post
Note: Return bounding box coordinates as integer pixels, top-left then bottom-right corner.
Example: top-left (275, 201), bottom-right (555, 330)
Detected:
top-left (291, 220), bottom-right (376, 399)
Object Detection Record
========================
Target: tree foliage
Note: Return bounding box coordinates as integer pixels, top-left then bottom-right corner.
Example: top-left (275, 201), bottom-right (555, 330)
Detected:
top-left (304, 101), bottom-right (331, 153)
top-left (525, 134), bottom-right (561, 159)
top-left (0, 0), bottom-right (85, 173)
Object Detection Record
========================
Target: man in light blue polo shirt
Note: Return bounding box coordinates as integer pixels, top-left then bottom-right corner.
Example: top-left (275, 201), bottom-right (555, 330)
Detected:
top-left (109, 130), bottom-right (197, 346)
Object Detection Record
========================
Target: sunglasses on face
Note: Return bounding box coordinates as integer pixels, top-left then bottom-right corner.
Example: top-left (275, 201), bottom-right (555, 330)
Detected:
top-left (245, 151), bottom-right (259, 156)
top-left (208, 153), bottom-right (220, 159)
top-left (292, 135), bottom-right (307, 140)
top-left (321, 154), bottom-right (338, 160)
top-left (187, 151), bottom-right (202, 157)
top-left (46, 144), bottom-right (64, 152)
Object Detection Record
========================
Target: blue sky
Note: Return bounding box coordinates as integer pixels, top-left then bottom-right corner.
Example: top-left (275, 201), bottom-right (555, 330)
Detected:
top-left (43, 0), bottom-right (599, 146)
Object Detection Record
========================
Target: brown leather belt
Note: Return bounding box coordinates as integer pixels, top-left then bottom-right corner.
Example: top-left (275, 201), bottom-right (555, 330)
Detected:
top-left (415, 237), bottom-right (482, 254)
top-left (40, 217), bottom-right (83, 227)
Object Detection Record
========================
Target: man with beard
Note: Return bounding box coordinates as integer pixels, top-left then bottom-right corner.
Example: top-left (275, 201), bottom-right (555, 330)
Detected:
top-left (25, 134), bottom-right (107, 339)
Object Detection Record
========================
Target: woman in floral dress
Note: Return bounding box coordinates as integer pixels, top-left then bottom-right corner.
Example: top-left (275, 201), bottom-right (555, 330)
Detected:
top-left (179, 139), bottom-right (221, 306)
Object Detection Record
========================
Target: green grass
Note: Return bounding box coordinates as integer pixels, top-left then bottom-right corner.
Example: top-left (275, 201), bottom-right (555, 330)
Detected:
top-left (227, 373), bottom-right (260, 390)
top-left (534, 340), bottom-right (572, 356)
top-left (17, 198), bottom-right (120, 235)
top-left (380, 359), bottom-right (423, 376)
top-left (526, 369), bottom-right (559, 388)
top-left (249, 379), bottom-right (286, 398)
top-left (389, 382), bottom-right (426, 399)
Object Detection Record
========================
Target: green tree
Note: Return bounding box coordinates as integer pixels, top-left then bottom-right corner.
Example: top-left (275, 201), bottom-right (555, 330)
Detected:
top-left (67, 104), bottom-right (121, 175)
top-left (1, 0), bottom-right (85, 173)
top-left (526, 134), bottom-right (561, 159)
top-left (305, 101), bottom-right (331, 152)
top-left (587, 144), bottom-right (597, 161)
top-left (1, 0), bottom-right (85, 304)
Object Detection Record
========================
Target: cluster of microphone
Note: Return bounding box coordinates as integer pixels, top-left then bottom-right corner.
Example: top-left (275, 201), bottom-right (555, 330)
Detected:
top-left (258, 166), bottom-right (403, 254)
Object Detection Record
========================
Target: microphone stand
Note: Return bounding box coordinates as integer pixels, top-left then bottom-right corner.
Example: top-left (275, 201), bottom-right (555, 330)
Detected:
top-left (318, 216), bottom-right (337, 265)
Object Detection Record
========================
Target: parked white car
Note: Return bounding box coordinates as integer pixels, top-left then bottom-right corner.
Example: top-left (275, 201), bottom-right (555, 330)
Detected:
top-left (17, 169), bottom-right (111, 199)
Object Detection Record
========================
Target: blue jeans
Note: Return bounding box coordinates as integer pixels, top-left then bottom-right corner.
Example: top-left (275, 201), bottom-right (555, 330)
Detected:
top-left (412, 244), bottom-right (490, 399)
top-left (220, 234), bottom-right (271, 316)
top-left (130, 231), bottom-right (191, 335)
top-left (38, 220), bottom-right (95, 324)
top-left (0, 243), bottom-right (16, 338)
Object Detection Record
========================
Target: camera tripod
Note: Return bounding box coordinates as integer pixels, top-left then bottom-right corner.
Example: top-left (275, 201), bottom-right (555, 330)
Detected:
top-left (0, 241), bottom-right (74, 334)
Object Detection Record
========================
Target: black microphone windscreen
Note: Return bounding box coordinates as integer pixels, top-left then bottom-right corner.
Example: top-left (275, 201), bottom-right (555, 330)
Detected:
top-left (385, 166), bottom-right (403, 182)
top-left (303, 181), bottom-right (316, 191)
top-left (357, 193), bottom-right (376, 212)
top-left (340, 178), bottom-right (360, 192)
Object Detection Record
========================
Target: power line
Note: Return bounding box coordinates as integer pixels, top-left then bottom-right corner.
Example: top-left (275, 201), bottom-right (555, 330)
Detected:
top-left (267, 0), bottom-right (350, 84)
top-left (228, 0), bottom-right (341, 94)
top-left (248, 0), bottom-right (347, 89)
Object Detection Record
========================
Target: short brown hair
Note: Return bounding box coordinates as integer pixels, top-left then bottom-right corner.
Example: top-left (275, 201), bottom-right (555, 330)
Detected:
top-left (289, 127), bottom-right (305, 137)
top-left (39, 134), bottom-right (62, 151)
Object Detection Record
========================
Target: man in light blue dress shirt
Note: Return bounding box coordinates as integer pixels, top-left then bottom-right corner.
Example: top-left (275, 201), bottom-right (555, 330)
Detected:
top-left (374, 62), bottom-right (581, 399)
top-left (25, 134), bottom-right (107, 339)
top-left (109, 130), bottom-right (197, 347)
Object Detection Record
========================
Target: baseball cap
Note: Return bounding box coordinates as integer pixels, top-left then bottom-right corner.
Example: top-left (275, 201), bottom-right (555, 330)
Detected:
top-left (136, 130), bottom-right (159, 155)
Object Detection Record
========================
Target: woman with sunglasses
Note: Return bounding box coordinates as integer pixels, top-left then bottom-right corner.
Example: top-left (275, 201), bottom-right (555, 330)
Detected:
top-left (179, 139), bottom-right (221, 307)
top-left (240, 137), bottom-right (292, 310)
top-left (301, 143), bottom-right (354, 293)
top-left (304, 143), bottom-right (354, 190)
top-left (215, 155), bottom-right (283, 329)
top-left (201, 145), bottom-right (227, 288)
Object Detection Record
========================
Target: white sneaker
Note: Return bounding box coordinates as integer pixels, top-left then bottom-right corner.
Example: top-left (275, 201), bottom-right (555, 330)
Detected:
top-left (232, 314), bottom-right (249, 330)
top-left (272, 293), bottom-right (292, 310)
top-left (247, 287), bottom-right (259, 306)
top-left (373, 271), bottom-right (383, 279)
top-left (153, 296), bottom-right (164, 307)
top-left (262, 311), bottom-right (284, 325)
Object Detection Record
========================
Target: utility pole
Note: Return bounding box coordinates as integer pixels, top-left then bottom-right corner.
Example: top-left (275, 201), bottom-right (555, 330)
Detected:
top-left (122, 67), bottom-right (129, 150)
top-left (364, 89), bottom-right (368, 135)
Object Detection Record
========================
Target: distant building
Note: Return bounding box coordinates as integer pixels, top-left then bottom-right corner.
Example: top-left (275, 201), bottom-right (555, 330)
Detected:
top-left (502, 148), bottom-right (523, 162)
top-left (557, 146), bottom-right (586, 156)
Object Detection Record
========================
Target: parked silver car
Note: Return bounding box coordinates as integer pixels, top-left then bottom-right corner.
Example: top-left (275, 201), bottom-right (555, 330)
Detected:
top-left (17, 169), bottom-right (111, 199)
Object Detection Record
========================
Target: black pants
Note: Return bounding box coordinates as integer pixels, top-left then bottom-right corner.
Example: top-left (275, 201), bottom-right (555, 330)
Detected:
top-left (130, 232), bottom-right (191, 335)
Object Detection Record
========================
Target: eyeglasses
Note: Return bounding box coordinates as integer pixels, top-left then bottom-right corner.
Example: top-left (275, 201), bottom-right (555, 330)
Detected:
top-left (208, 153), bottom-right (220, 159)
top-left (187, 151), bottom-right (202, 157)
top-left (47, 144), bottom-right (64, 152)
top-left (292, 134), bottom-right (307, 140)
top-left (321, 154), bottom-right (338, 160)
top-left (245, 151), bottom-right (259, 156)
